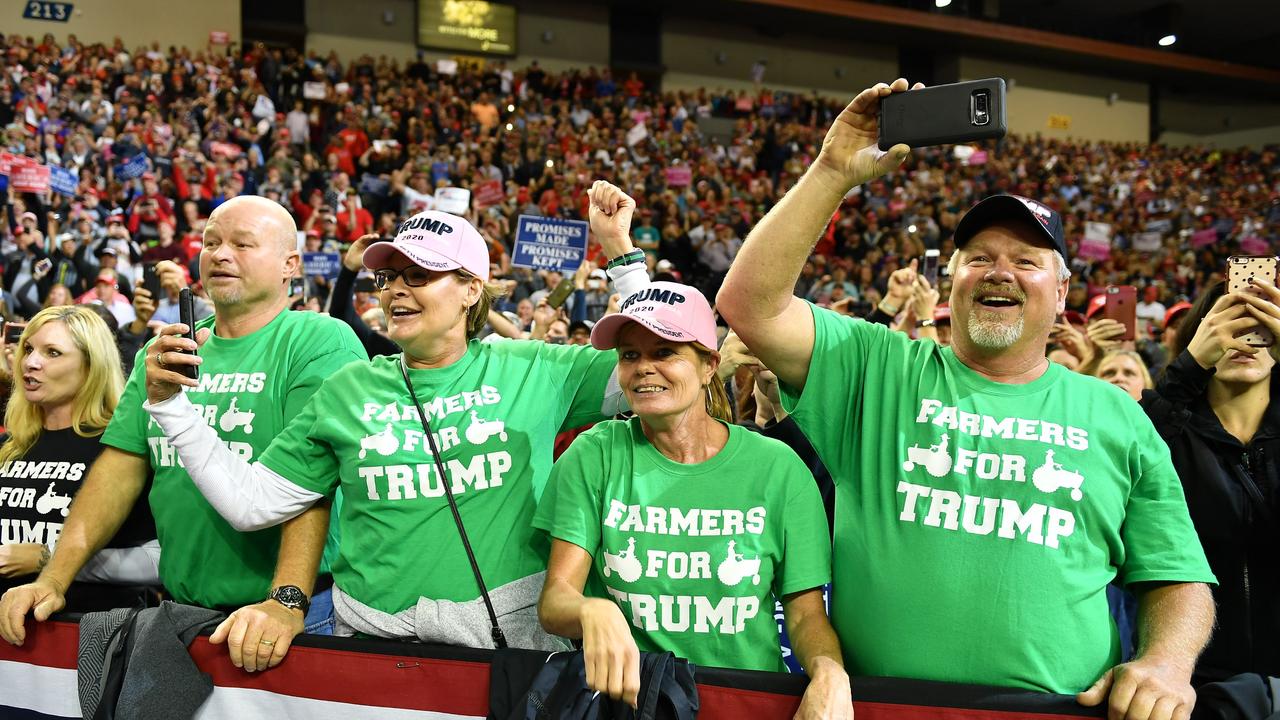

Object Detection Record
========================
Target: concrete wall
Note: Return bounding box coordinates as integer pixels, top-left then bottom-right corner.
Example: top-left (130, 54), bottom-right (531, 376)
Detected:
top-left (8, 0), bottom-right (240, 51)
top-left (304, 0), bottom-right (607, 70)
top-left (662, 17), bottom-right (895, 98)
top-left (960, 57), bottom-right (1149, 143)
top-left (1159, 125), bottom-right (1280, 149)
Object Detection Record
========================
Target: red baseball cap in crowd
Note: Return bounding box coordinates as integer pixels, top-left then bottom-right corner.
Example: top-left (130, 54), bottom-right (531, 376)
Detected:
top-left (141, 172), bottom-right (155, 181)
top-left (1085, 294), bottom-right (1106, 320)
top-left (1164, 301), bottom-right (1192, 330)
top-left (107, 213), bottom-right (125, 225)
top-left (591, 281), bottom-right (718, 351)
top-left (363, 209), bottom-right (491, 281)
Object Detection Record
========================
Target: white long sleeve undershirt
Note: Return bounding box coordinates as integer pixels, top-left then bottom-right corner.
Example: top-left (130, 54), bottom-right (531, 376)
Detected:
top-left (143, 393), bottom-right (323, 531)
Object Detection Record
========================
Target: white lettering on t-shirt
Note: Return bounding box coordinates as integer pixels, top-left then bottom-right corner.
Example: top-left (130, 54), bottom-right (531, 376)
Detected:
top-left (896, 481), bottom-right (1075, 549)
top-left (195, 372), bottom-right (267, 394)
top-left (602, 500), bottom-right (766, 537)
top-left (914, 398), bottom-right (1089, 451)
top-left (359, 386), bottom-right (503, 425)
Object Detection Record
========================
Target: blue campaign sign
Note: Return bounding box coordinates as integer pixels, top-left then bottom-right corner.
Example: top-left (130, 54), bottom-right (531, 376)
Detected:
top-left (302, 252), bottom-right (342, 279)
top-left (49, 166), bottom-right (77, 196)
top-left (512, 215), bottom-right (589, 272)
top-left (116, 153), bottom-right (149, 180)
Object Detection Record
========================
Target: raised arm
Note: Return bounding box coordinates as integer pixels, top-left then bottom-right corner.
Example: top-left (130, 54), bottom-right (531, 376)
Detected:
top-left (716, 79), bottom-right (916, 390)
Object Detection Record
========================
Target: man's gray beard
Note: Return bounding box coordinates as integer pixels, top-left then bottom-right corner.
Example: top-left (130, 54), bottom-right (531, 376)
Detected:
top-left (966, 309), bottom-right (1025, 349)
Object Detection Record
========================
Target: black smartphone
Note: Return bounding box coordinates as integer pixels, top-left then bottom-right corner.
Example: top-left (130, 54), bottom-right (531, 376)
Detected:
top-left (878, 78), bottom-right (1007, 151)
top-left (142, 262), bottom-right (162, 300)
top-left (921, 249), bottom-right (940, 286)
top-left (3, 322), bottom-right (27, 345)
top-left (177, 288), bottom-right (199, 380)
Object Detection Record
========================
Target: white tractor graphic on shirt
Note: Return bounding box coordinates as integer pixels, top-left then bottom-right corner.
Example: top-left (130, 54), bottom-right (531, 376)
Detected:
top-left (359, 423), bottom-right (400, 459)
top-left (1032, 450), bottom-right (1085, 501)
top-left (464, 411), bottom-right (508, 445)
top-left (601, 537), bottom-right (643, 583)
top-left (35, 482), bottom-right (72, 517)
top-left (218, 397), bottom-right (255, 434)
top-left (901, 433), bottom-right (953, 478)
top-left (716, 539), bottom-right (762, 586)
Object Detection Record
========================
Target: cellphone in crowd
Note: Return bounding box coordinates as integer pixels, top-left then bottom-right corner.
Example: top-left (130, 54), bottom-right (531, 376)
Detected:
top-left (142, 262), bottom-right (163, 300)
top-left (921, 249), bottom-right (940, 286)
top-left (1104, 285), bottom-right (1137, 341)
top-left (177, 288), bottom-right (199, 380)
top-left (878, 78), bottom-right (1007, 151)
top-left (3, 322), bottom-right (27, 346)
top-left (545, 277), bottom-right (576, 310)
top-left (1227, 255), bottom-right (1279, 347)
top-left (34, 258), bottom-right (53, 275)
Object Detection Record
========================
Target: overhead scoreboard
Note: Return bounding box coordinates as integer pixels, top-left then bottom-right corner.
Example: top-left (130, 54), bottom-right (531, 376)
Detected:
top-left (418, 0), bottom-right (517, 56)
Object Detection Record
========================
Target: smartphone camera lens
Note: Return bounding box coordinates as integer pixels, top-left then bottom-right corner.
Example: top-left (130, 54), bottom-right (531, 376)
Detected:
top-left (971, 91), bottom-right (990, 126)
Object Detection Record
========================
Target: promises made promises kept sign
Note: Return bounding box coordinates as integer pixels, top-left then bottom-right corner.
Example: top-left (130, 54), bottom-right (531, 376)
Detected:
top-left (512, 215), bottom-right (588, 272)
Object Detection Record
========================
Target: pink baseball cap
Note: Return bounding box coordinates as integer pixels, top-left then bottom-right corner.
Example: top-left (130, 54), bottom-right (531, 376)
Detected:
top-left (363, 210), bottom-right (490, 281)
top-left (591, 282), bottom-right (718, 351)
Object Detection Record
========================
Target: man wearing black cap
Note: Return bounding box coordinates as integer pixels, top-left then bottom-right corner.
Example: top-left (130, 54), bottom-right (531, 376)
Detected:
top-left (719, 79), bottom-right (1215, 720)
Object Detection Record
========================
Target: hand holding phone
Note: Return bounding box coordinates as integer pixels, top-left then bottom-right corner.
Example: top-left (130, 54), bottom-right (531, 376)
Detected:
top-left (1103, 285), bottom-right (1137, 342)
top-left (3, 322), bottom-right (27, 346)
top-left (142, 262), bottom-right (163, 300)
top-left (177, 288), bottom-right (199, 380)
top-left (879, 78), bottom-right (1007, 151)
top-left (1227, 255), bottom-right (1279, 347)
top-left (921, 249), bottom-right (940, 286)
top-left (545, 278), bottom-right (575, 310)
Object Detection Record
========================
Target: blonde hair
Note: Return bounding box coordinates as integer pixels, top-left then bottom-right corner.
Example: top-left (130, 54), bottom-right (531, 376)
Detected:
top-left (0, 306), bottom-right (125, 467)
top-left (465, 278), bottom-right (509, 338)
top-left (1096, 350), bottom-right (1154, 391)
top-left (694, 345), bottom-right (734, 423)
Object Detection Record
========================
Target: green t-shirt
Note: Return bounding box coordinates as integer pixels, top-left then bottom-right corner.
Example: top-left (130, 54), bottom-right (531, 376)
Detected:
top-left (535, 418), bottom-right (831, 672)
top-left (103, 310), bottom-right (367, 608)
top-left (633, 226), bottom-right (661, 252)
top-left (780, 304), bottom-right (1215, 694)
top-left (257, 340), bottom-right (618, 615)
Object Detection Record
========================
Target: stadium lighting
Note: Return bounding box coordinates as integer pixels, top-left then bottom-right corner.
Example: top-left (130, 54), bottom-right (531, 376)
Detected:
top-left (1158, 34), bottom-right (1177, 46)
top-left (935, 0), bottom-right (952, 7)
top-left (908, 224), bottom-right (918, 233)
top-left (507, 104), bottom-right (515, 112)
top-left (505, 123), bottom-right (513, 131)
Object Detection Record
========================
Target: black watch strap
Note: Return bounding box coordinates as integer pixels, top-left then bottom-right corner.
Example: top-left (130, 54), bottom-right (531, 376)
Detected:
top-left (268, 585), bottom-right (310, 614)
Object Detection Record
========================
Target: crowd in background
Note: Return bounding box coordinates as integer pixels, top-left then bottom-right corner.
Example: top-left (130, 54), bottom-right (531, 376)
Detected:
top-left (0, 33), bottom-right (1275, 348)
top-left (0, 32), bottom-right (1277, 701)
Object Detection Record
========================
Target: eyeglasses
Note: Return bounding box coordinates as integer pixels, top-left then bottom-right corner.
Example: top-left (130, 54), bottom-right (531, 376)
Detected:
top-left (373, 267), bottom-right (464, 290)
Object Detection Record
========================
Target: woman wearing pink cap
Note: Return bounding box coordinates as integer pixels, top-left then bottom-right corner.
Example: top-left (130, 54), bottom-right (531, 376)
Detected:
top-left (140, 207), bottom-right (644, 659)
top-left (534, 279), bottom-right (849, 715)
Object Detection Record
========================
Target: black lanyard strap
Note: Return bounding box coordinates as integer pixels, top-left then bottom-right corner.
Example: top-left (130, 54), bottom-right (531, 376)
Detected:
top-left (399, 354), bottom-right (508, 650)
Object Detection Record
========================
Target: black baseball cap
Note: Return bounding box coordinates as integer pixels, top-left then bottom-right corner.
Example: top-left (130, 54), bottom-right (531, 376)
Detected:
top-left (953, 195), bottom-right (1068, 260)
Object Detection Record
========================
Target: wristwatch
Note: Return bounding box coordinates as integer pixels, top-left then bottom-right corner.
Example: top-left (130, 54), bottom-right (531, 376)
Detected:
top-left (916, 319), bottom-right (937, 328)
top-left (268, 585), bottom-right (310, 614)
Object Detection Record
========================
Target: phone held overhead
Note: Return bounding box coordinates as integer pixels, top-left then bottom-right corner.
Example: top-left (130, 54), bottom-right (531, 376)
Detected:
top-left (879, 78), bottom-right (1007, 151)
top-left (1228, 255), bottom-right (1279, 347)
